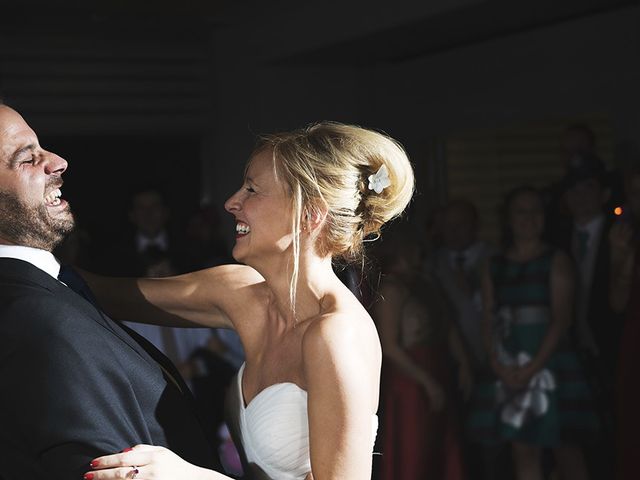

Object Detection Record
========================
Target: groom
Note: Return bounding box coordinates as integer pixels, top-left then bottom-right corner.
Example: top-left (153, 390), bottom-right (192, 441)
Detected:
top-left (0, 105), bottom-right (215, 479)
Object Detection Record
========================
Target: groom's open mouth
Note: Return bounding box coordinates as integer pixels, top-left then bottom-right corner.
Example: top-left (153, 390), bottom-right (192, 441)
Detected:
top-left (44, 188), bottom-right (67, 210)
top-left (235, 221), bottom-right (250, 238)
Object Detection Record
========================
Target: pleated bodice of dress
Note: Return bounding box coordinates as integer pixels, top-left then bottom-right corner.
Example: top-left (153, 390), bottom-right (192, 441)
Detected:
top-left (224, 363), bottom-right (378, 480)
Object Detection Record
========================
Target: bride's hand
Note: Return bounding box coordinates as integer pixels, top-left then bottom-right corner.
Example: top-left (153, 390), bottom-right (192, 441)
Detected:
top-left (84, 445), bottom-right (204, 480)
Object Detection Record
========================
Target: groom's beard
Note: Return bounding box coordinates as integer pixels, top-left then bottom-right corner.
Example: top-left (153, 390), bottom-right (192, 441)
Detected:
top-left (0, 190), bottom-right (75, 251)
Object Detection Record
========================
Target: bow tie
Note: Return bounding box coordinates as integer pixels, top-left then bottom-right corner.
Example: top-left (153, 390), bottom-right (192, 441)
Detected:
top-left (137, 235), bottom-right (169, 253)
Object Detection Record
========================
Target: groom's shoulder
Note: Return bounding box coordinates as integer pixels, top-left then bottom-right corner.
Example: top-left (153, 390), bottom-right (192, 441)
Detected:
top-left (0, 294), bottom-right (113, 373)
top-left (0, 287), bottom-right (91, 341)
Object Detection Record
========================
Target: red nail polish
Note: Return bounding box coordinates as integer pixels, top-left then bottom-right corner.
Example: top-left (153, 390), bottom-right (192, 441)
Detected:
top-left (84, 473), bottom-right (94, 480)
top-left (122, 447), bottom-right (133, 453)
top-left (90, 460), bottom-right (100, 468)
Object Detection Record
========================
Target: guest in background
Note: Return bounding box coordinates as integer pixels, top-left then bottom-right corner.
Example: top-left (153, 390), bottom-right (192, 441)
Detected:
top-left (374, 225), bottom-right (471, 480)
top-left (554, 154), bottom-right (621, 477)
top-left (559, 154), bottom-right (621, 363)
top-left (473, 186), bottom-right (597, 480)
top-left (425, 199), bottom-right (500, 479)
top-left (554, 154), bottom-right (615, 352)
top-left (100, 185), bottom-right (188, 276)
top-left (102, 186), bottom-right (216, 399)
top-left (612, 162), bottom-right (640, 479)
top-left (427, 198), bottom-right (494, 375)
top-left (546, 124), bottom-right (623, 239)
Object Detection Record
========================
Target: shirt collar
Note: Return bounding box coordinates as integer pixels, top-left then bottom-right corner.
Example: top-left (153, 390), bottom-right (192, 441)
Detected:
top-left (576, 214), bottom-right (605, 237)
top-left (0, 245), bottom-right (61, 279)
top-left (448, 242), bottom-right (481, 265)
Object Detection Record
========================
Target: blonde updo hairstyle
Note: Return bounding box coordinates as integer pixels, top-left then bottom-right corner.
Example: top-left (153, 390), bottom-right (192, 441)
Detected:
top-left (253, 121), bottom-right (415, 312)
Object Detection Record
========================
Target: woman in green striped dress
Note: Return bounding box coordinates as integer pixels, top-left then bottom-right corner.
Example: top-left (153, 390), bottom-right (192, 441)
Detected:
top-left (472, 186), bottom-right (598, 480)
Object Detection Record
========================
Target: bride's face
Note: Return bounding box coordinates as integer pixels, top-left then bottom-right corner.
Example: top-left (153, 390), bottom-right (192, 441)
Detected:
top-left (224, 149), bottom-right (295, 266)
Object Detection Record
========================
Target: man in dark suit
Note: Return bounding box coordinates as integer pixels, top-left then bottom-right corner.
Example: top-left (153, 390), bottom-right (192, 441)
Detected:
top-left (99, 185), bottom-right (189, 277)
top-left (0, 104), bottom-right (215, 479)
top-left (553, 152), bottom-right (622, 477)
top-left (554, 153), bottom-right (621, 377)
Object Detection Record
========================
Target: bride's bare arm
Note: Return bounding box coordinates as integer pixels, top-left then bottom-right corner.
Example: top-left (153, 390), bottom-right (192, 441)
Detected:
top-left (81, 265), bottom-right (264, 329)
top-left (303, 313), bottom-right (381, 480)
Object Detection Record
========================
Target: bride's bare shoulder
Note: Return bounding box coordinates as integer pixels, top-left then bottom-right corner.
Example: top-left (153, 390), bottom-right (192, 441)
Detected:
top-left (302, 304), bottom-right (380, 363)
top-left (301, 307), bottom-right (381, 411)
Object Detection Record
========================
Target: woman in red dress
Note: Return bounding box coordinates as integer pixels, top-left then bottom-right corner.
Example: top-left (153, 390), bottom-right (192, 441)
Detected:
top-left (373, 228), bottom-right (472, 480)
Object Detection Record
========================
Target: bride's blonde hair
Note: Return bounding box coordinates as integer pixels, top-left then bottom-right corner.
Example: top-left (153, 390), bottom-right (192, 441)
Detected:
top-left (253, 121), bottom-right (414, 314)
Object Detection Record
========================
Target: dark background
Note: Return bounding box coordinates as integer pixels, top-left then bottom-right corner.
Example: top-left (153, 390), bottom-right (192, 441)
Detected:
top-left (37, 134), bottom-right (201, 240)
top-left (1, 0), bottom-right (639, 242)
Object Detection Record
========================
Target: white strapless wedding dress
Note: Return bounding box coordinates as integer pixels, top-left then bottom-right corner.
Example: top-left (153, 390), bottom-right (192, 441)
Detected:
top-left (233, 363), bottom-right (378, 480)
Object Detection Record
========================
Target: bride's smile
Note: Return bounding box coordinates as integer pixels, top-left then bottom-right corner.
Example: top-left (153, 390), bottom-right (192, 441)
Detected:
top-left (225, 149), bottom-right (295, 268)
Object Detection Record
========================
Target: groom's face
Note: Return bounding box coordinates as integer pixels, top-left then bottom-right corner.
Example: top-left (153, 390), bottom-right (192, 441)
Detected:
top-left (0, 106), bottom-right (75, 250)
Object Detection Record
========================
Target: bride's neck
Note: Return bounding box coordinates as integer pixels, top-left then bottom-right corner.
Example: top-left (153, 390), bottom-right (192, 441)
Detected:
top-left (259, 251), bottom-right (336, 325)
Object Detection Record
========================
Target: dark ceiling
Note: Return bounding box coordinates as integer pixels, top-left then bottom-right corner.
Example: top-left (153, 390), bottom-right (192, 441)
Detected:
top-left (275, 0), bottom-right (639, 65)
top-left (0, 0), bottom-right (286, 31)
top-left (1, 0), bottom-right (637, 63)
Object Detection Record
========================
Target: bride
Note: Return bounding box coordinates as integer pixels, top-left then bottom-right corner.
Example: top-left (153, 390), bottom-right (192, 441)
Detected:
top-left (83, 122), bottom-right (414, 480)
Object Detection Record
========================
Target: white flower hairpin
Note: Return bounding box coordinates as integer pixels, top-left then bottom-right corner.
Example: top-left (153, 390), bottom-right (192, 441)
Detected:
top-left (367, 165), bottom-right (391, 194)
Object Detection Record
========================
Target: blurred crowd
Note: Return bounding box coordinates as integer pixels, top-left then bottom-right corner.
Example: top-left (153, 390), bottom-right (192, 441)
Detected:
top-left (371, 124), bottom-right (640, 480)
top-left (53, 124), bottom-right (640, 480)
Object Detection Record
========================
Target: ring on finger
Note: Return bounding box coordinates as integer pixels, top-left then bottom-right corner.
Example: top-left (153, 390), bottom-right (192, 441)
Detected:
top-left (127, 466), bottom-right (140, 479)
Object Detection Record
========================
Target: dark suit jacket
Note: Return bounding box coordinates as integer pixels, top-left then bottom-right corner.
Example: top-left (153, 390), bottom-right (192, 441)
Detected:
top-left (0, 258), bottom-right (215, 479)
top-left (554, 216), bottom-right (623, 373)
